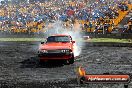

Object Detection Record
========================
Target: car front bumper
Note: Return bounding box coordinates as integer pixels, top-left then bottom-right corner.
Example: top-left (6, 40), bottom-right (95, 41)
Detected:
top-left (38, 52), bottom-right (73, 60)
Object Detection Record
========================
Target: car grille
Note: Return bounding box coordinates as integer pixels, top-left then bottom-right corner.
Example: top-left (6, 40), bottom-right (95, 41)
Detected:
top-left (44, 53), bottom-right (65, 57)
top-left (47, 50), bottom-right (62, 53)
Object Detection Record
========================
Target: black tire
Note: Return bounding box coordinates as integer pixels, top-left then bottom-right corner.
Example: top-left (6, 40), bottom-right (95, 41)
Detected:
top-left (124, 84), bottom-right (128, 88)
top-left (64, 55), bottom-right (74, 65)
top-left (69, 56), bottom-right (74, 64)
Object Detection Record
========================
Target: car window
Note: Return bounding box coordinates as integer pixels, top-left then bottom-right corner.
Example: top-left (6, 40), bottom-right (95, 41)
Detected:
top-left (47, 36), bottom-right (70, 42)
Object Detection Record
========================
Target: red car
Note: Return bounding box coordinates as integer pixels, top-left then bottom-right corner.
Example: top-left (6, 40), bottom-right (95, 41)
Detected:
top-left (38, 34), bottom-right (75, 64)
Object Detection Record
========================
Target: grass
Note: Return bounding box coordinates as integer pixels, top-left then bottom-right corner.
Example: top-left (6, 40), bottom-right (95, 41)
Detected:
top-left (0, 38), bottom-right (131, 43)
top-left (86, 38), bottom-right (132, 43)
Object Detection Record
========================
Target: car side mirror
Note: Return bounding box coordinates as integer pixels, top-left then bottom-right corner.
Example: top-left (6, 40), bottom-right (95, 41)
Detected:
top-left (72, 41), bottom-right (75, 43)
top-left (41, 42), bottom-right (45, 44)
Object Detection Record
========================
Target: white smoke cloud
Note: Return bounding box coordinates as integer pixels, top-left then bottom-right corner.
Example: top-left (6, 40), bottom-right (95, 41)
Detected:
top-left (43, 20), bottom-right (84, 57)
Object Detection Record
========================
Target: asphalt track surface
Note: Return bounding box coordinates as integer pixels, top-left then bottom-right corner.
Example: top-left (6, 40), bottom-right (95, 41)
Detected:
top-left (0, 41), bottom-right (132, 88)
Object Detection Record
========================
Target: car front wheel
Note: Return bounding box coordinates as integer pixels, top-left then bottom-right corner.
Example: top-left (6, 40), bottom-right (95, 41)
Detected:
top-left (69, 56), bottom-right (74, 64)
top-left (64, 55), bottom-right (74, 65)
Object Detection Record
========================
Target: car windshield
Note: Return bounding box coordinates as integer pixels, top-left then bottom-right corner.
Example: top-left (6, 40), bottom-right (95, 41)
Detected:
top-left (47, 36), bottom-right (70, 42)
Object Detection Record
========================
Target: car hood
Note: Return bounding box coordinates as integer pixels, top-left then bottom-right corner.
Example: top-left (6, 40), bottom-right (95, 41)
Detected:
top-left (40, 42), bottom-right (72, 50)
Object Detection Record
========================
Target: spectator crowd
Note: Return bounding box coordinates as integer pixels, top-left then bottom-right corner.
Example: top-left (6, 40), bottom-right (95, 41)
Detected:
top-left (0, 0), bottom-right (131, 34)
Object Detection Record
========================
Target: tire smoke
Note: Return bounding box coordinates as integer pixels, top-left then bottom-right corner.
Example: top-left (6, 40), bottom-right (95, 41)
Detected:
top-left (43, 21), bottom-right (84, 57)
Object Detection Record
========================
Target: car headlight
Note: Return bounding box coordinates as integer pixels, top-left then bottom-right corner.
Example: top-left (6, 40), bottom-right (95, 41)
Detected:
top-left (39, 50), bottom-right (48, 53)
top-left (61, 49), bottom-right (72, 53)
